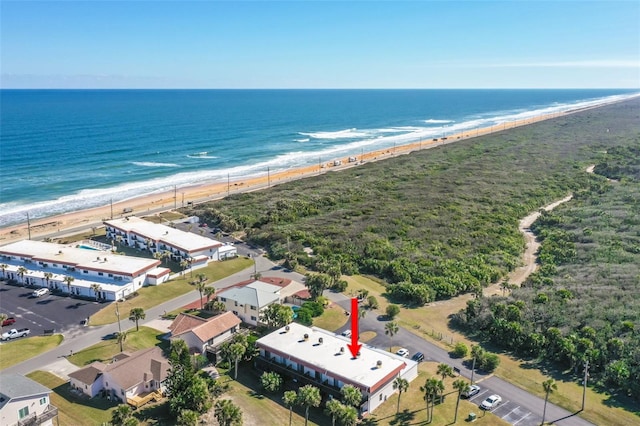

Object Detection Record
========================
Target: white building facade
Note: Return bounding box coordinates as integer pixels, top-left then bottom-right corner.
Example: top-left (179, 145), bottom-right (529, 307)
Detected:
top-left (0, 240), bottom-right (169, 301)
top-left (256, 323), bottom-right (418, 415)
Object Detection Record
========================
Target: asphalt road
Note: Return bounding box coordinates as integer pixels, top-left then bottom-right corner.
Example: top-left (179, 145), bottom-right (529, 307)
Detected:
top-left (2, 254), bottom-right (594, 426)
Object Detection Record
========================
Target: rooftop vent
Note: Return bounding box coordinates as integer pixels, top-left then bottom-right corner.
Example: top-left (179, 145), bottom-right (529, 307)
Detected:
top-left (376, 360), bottom-right (382, 369)
top-left (303, 333), bottom-right (309, 341)
top-left (284, 325), bottom-right (290, 333)
top-left (318, 337), bottom-right (323, 345)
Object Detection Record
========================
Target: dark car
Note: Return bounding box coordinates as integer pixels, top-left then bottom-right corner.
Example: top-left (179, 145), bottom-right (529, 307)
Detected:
top-left (411, 352), bottom-right (425, 362)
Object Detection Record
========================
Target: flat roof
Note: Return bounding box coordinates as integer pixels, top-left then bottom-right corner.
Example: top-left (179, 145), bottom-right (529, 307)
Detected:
top-left (257, 323), bottom-right (414, 391)
top-left (0, 240), bottom-right (160, 276)
top-left (105, 217), bottom-right (222, 254)
top-left (217, 281), bottom-right (280, 308)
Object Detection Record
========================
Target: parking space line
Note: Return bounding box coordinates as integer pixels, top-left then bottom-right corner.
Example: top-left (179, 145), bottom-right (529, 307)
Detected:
top-left (512, 412), bottom-right (531, 425)
top-left (492, 400), bottom-right (510, 414)
top-left (470, 389), bottom-right (489, 401)
top-left (501, 405), bottom-right (520, 418)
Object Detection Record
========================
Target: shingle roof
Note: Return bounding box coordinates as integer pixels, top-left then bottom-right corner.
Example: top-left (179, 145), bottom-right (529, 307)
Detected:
top-left (68, 362), bottom-right (106, 385)
top-left (0, 374), bottom-right (52, 402)
top-left (169, 313), bottom-right (208, 335)
top-left (104, 347), bottom-right (169, 391)
top-left (191, 311), bottom-right (241, 342)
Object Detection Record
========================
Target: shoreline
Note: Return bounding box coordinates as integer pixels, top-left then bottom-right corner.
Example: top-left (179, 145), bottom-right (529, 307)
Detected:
top-left (0, 97), bottom-right (625, 245)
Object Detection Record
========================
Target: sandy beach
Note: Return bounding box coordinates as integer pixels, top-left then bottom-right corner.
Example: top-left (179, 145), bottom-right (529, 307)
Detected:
top-left (0, 104), bottom-right (606, 245)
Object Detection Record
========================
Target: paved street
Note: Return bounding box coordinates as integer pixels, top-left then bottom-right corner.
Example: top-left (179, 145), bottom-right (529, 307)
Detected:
top-left (2, 253), bottom-right (593, 426)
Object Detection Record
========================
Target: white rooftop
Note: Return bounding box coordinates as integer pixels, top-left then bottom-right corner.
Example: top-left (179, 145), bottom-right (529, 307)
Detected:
top-left (257, 323), bottom-right (414, 391)
top-left (218, 281), bottom-right (281, 308)
top-left (0, 240), bottom-right (160, 276)
top-left (105, 217), bottom-right (222, 253)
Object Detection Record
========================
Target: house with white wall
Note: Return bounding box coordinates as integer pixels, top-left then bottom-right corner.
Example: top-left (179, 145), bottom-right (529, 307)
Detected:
top-left (168, 311), bottom-right (242, 361)
top-left (68, 347), bottom-right (169, 407)
top-left (0, 374), bottom-right (58, 426)
top-left (0, 240), bottom-right (169, 301)
top-left (256, 323), bottom-right (418, 415)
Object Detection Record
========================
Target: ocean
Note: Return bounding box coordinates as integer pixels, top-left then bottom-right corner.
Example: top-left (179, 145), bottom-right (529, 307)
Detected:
top-left (1, 89), bottom-right (638, 228)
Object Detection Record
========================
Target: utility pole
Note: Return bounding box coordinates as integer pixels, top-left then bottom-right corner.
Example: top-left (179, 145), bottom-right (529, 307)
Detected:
top-left (110, 198), bottom-right (114, 219)
top-left (582, 359), bottom-right (589, 411)
top-left (470, 355), bottom-right (476, 384)
top-left (26, 212), bottom-right (31, 240)
top-left (267, 167), bottom-right (270, 187)
top-left (173, 186), bottom-right (177, 209)
top-left (115, 301), bottom-right (123, 352)
top-left (227, 174), bottom-right (230, 197)
top-left (181, 192), bottom-right (185, 207)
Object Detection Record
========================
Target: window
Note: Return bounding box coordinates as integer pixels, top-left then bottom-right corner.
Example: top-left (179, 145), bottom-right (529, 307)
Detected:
top-left (220, 297), bottom-right (226, 302)
top-left (234, 301), bottom-right (238, 306)
top-left (83, 270), bottom-right (88, 274)
top-left (380, 394), bottom-right (383, 401)
top-left (250, 305), bottom-right (257, 310)
top-left (39, 397), bottom-right (47, 405)
top-left (98, 272), bottom-right (103, 276)
top-left (18, 406), bottom-right (29, 419)
top-left (251, 316), bottom-right (257, 321)
top-left (109, 274), bottom-right (113, 277)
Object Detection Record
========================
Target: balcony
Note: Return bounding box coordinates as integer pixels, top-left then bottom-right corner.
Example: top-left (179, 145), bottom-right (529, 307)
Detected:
top-left (17, 405), bottom-right (58, 426)
top-left (255, 357), bottom-right (343, 399)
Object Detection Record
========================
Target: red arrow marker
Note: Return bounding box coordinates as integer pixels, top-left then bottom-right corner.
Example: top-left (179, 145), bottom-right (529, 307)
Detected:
top-left (347, 297), bottom-right (361, 358)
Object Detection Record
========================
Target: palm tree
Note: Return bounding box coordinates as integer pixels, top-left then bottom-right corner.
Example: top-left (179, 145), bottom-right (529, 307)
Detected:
top-left (90, 283), bottom-right (102, 300)
top-left (229, 342), bottom-right (246, 380)
top-left (116, 330), bottom-right (128, 352)
top-left (63, 275), bottom-right (75, 294)
top-left (214, 399), bottom-right (242, 426)
top-left (111, 403), bottom-right (138, 426)
top-left (179, 259), bottom-right (190, 275)
top-left (211, 300), bottom-right (226, 314)
top-left (43, 272), bottom-right (53, 289)
top-left (437, 363), bottom-right (454, 381)
top-left (0, 313), bottom-right (7, 326)
top-left (194, 274), bottom-right (207, 309)
top-left (541, 378), bottom-right (557, 425)
top-left (204, 286), bottom-right (216, 309)
top-left (297, 384), bottom-right (321, 426)
top-left (325, 399), bottom-right (343, 426)
top-left (340, 384), bottom-right (362, 408)
top-left (393, 377), bottom-right (409, 415)
top-left (283, 390), bottom-right (297, 426)
top-left (17, 266), bottom-right (27, 285)
top-left (338, 404), bottom-right (358, 426)
top-left (128, 308), bottom-right (146, 331)
top-left (470, 344), bottom-right (484, 384)
top-left (452, 379), bottom-right (470, 423)
top-left (385, 321), bottom-right (399, 351)
top-left (0, 263), bottom-right (8, 279)
top-left (421, 377), bottom-right (444, 423)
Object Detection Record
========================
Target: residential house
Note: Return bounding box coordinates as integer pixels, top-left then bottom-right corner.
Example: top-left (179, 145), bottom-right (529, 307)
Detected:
top-left (68, 347), bottom-right (169, 407)
top-left (0, 374), bottom-right (58, 426)
top-left (168, 311), bottom-right (242, 362)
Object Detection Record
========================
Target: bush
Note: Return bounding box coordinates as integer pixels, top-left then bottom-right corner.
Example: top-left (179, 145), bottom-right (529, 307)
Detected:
top-left (479, 352), bottom-right (500, 372)
top-left (452, 342), bottom-right (469, 358)
top-left (302, 301), bottom-right (324, 317)
top-left (386, 304), bottom-right (400, 319)
top-left (296, 309), bottom-right (313, 325)
top-left (367, 295), bottom-right (379, 309)
top-left (332, 280), bottom-right (348, 292)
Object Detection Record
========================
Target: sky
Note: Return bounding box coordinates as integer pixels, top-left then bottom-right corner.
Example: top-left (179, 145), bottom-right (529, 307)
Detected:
top-left (1, 1), bottom-right (639, 89)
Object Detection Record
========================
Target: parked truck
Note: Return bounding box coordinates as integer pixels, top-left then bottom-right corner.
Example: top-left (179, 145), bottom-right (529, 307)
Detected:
top-left (1, 317), bottom-right (16, 327)
top-left (1, 328), bottom-right (30, 341)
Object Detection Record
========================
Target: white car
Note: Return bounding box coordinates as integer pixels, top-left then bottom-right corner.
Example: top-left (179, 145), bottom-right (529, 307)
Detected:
top-left (341, 330), bottom-right (352, 338)
top-left (462, 385), bottom-right (481, 398)
top-left (480, 394), bottom-right (502, 410)
top-left (32, 288), bottom-right (50, 297)
top-left (396, 348), bottom-right (410, 358)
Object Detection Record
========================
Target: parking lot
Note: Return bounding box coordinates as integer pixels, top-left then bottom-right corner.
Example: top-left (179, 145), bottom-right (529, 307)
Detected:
top-left (467, 387), bottom-right (540, 426)
top-left (0, 281), bottom-right (106, 338)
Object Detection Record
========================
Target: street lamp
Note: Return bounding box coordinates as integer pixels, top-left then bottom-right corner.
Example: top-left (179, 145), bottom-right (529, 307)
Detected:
top-left (115, 301), bottom-right (123, 352)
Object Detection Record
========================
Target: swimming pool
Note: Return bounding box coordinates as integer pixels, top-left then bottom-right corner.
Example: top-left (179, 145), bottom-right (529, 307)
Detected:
top-left (78, 244), bottom-right (99, 251)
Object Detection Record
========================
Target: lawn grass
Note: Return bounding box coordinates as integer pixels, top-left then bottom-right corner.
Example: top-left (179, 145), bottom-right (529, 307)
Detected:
top-left (367, 362), bottom-right (510, 425)
top-left (141, 211), bottom-right (186, 223)
top-left (28, 370), bottom-right (117, 426)
top-left (0, 335), bottom-right (63, 370)
top-left (221, 367), bottom-right (318, 426)
top-left (89, 257), bottom-right (252, 326)
top-left (67, 326), bottom-right (167, 367)
top-left (312, 301), bottom-right (349, 331)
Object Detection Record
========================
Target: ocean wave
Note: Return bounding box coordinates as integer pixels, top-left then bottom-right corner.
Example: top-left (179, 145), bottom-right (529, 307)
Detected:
top-left (424, 119), bottom-right (454, 124)
top-left (299, 128), bottom-right (369, 139)
top-left (186, 151), bottom-right (219, 159)
top-left (131, 161), bottom-right (180, 168)
top-left (294, 138), bottom-right (310, 143)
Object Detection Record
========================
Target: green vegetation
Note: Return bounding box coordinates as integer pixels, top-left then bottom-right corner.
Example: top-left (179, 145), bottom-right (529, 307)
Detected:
top-left (0, 335), bottom-right (63, 370)
top-left (68, 326), bottom-right (166, 366)
top-left (90, 257), bottom-right (252, 325)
